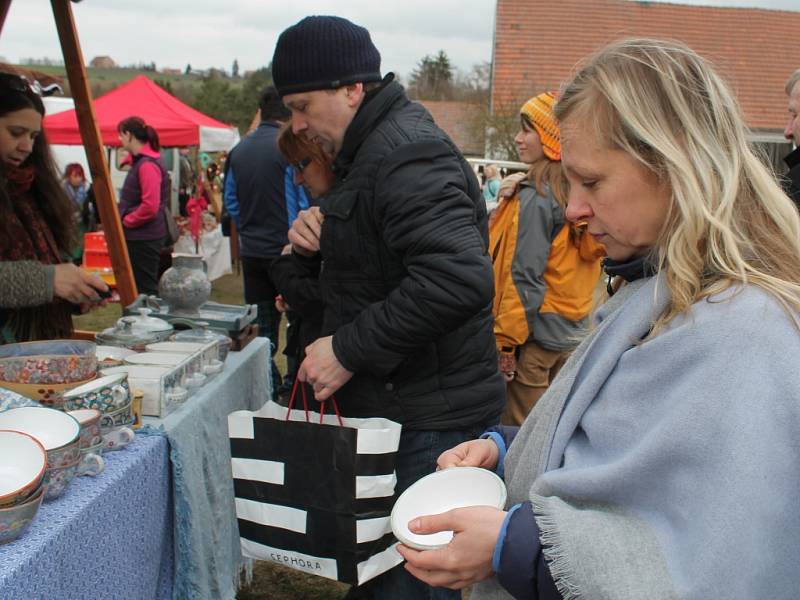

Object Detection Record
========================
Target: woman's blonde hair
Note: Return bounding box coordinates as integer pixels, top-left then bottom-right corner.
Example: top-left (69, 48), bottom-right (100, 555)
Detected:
top-left (554, 38), bottom-right (800, 331)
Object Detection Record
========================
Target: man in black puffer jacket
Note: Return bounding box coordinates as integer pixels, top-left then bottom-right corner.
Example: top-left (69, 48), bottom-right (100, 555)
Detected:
top-left (272, 16), bottom-right (505, 598)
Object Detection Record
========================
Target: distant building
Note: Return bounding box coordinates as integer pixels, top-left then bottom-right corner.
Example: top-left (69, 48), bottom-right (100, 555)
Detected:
top-left (89, 56), bottom-right (116, 69)
top-left (161, 68), bottom-right (181, 75)
top-left (492, 0), bottom-right (797, 168)
top-left (419, 100), bottom-right (485, 157)
top-left (243, 70), bottom-right (256, 79)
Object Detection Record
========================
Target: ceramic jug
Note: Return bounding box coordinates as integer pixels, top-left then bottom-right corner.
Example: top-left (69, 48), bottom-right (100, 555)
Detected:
top-left (157, 253), bottom-right (212, 313)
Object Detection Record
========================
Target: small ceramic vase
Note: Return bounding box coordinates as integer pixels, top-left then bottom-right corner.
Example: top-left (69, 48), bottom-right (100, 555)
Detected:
top-left (158, 253), bottom-right (212, 313)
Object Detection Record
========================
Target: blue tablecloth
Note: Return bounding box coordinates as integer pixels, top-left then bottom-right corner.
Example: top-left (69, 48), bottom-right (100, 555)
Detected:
top-left (149, 336), bottom-right (269, 600)
top-left (0, 337), bottom-right (269, 600)
top-left (0, 434), bottom-right (173, 600)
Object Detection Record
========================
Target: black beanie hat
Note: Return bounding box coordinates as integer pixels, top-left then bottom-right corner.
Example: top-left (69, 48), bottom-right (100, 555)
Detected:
top-left (272, 16), bottom-right (382, 97)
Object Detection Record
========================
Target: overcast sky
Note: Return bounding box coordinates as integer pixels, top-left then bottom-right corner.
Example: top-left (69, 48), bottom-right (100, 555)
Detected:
top-left (0, 0), bottom-right (798, 80)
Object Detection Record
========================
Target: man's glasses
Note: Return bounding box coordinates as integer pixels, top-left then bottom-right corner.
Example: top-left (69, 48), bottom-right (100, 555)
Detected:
top-left (293, 157), bottom-right (312, 173)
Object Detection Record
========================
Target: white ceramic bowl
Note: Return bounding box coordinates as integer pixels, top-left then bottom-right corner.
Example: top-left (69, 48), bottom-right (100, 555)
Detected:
top-left (124, 352), bottom-right (186, 367)
top-left (0, 430), bottom-right (47, 506)
top-left (390, 467), bottom-right (507, 550)
top-left (95, 345), bottom-right (136, 367)
top-left (144, 341), bottom-right (205, 354)
top-left (0, 407), bottom-right (81, 451)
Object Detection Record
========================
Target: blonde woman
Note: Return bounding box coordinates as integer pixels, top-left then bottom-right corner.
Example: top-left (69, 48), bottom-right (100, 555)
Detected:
top-left (490, 92), bottom-right (604, 426)
top-left (399, 39), bottom-right (800, 599)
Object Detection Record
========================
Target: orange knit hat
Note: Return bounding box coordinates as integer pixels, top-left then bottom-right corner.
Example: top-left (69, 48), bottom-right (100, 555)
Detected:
top-left (520, 91), bottom-right (560, 161)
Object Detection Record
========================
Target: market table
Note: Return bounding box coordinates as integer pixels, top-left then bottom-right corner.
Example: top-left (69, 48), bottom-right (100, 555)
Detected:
top-left (0, 337), bottom-right (270, 600)
top-left (0, 435), bottom-right (173, 600)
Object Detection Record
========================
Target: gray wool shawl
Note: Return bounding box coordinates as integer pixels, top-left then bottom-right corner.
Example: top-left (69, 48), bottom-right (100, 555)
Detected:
top-left (472, 273), bottom-right (800, 600)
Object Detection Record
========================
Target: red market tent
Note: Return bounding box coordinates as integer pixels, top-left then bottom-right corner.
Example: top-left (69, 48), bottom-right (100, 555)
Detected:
top-left (44, 74), bottom-right (240, 150)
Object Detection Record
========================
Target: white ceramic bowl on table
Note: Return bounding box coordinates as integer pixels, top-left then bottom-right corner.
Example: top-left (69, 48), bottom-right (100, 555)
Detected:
top-left (0, 407), bottom-right (81, 457)
top-left (124, 352), bottom-right (187, 368)
top-left (390, 466), bottom-right (507, 550)
top-left (95, 345), bottom-right (136, 368)
top-left (0, 430), bottom-right (47, 507)
top-left (0, 407), bottom-right (83, 501)
top-left (144, 341), bottom-right (206, 355)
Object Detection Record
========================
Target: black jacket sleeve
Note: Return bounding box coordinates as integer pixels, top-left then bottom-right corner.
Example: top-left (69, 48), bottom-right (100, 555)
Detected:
top-left (269, 253), bottom-right (323, 320)
top-left (332, 139), bottom-right (493, 375)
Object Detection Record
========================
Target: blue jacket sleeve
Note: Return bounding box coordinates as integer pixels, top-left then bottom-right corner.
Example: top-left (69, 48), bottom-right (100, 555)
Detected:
top-left (481, 425), bottom-right (519, 479)
top-left (284, 166), bottom-right (310, 228)
top-left (223, 165), bottom-right (240, 227)
top-left (493, 501), bottom-right (561, 600)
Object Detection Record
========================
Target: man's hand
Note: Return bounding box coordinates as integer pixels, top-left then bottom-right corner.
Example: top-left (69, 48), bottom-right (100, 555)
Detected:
top-left (288, 207), bottom-right (323, 257)
top-left (298, 336), bottom-right (353, 400)
top-left (53, 263), bottom-right (109, 305)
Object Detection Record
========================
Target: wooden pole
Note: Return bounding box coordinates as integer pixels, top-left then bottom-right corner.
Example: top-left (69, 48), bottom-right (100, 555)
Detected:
top-left (50, 0), bottom-right (138, 306)
top-left (0, 0), bottom-right (12, 38)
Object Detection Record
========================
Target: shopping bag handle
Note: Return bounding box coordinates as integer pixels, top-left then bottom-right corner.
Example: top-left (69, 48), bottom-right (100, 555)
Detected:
top-left (285, 377), bottom-right (343, 426)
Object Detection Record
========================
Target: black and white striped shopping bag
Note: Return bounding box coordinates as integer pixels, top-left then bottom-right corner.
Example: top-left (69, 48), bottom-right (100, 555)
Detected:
top-left (228, 394), bottom-right (403, 585)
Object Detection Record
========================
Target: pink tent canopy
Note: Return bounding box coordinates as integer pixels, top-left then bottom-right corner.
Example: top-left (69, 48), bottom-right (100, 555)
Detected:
top-left (43, 75), bottom-right (239, 150)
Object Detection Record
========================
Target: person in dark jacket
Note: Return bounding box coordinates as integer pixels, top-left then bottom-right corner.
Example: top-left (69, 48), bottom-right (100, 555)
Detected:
top-left (272, 15), bottom-right (505, 599)
top-left (223, 87), bottom-right (309, 395)
top-left (783, 68), bottom-right (800, 210)
top-left (117, 116), bottom-right (169, 296)
top-left (270, 124), bottom-right (335, 393)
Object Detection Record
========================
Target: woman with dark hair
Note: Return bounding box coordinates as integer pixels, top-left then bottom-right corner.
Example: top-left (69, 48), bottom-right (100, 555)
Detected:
top-left (117, 115), bottom-right (169, 295)
top-left (0, 72), bottom-right (107, 342)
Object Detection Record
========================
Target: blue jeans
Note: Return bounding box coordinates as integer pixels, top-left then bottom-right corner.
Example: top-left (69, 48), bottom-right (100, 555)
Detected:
top-left (364, 425), bottom-right (493, 600)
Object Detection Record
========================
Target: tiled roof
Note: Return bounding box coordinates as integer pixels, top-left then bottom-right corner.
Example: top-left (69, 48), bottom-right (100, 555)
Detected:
top-left (492, 0), bottom-right (799, 132)
top-left (418, 100), bottom-right (486, 156)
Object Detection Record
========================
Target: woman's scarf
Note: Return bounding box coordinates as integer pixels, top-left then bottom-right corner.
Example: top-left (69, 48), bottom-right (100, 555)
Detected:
top-left (474, 274), bottom-right (800, 599)
top-left (1, 165), bottom-right (73, 342)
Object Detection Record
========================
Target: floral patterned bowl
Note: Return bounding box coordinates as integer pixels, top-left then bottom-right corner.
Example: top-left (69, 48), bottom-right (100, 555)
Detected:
top-left (0, 484), bottom-right (44, 544)
top-left (98, 400), bottom-right (133, 429)
top-left (0, 340), bottom-right (97, 385)
top-left (0, 376), bottom-right (97, 410)
top-left (62, 373), bottom-right (130, 413)
top-left (0, 430), bottom-right (47, 507)
top-left (43, 458), bottom-right (80, 501)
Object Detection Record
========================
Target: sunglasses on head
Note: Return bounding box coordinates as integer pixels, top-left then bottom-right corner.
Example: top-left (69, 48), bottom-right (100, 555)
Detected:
top-left (293, 157), bottom-right (312, 173)
top-left (0, 73), bottom-right (38, 95)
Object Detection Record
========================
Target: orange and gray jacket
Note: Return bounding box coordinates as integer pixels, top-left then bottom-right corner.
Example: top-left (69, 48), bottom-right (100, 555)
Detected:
top-left (489, 182), bottom-right (605, 352)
